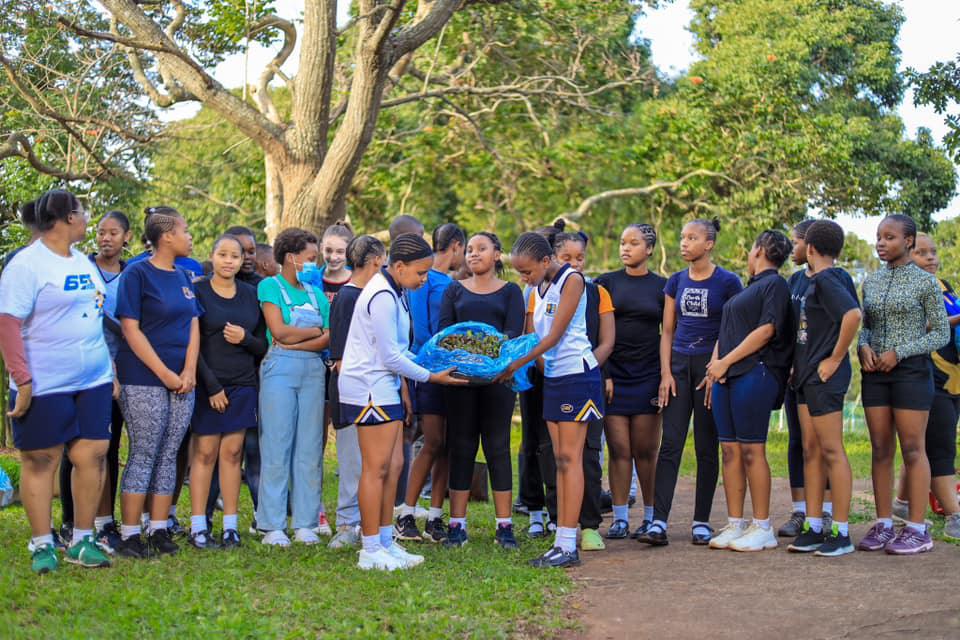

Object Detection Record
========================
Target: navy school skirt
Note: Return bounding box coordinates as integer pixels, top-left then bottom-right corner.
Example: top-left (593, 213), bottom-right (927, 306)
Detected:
top-left (542, 365), bottom-right (605, 423)
top-left (192, 385), bottom-right (258, 435)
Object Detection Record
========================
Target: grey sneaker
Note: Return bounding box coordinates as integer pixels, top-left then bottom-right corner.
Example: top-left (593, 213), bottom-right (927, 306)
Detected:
top-left (328, 525), bottom-right (360, 549)
top-left (892, 499), bottom-right (909, 523)
top-left (822, 512), bottom-right (833, 535)
top-left (777, 511), bottom-right (805, 537)
top-left (943, 513), bottom-right (960, 542)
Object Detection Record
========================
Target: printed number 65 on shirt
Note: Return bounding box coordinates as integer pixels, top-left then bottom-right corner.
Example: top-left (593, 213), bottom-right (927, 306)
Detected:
top-left (63, 274), bottom-right (96, 291)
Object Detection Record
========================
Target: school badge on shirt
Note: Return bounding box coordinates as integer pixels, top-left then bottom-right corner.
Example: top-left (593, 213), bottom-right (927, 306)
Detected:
top-left (182, 286), bottom-right (195, 300)
top-left (545, 302), bottom-right (558, 316)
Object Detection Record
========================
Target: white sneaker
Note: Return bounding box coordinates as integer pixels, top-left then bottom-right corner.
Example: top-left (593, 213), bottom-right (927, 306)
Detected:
top-left (262, 530), bottom-right (291, 547)
top-left (294, 528), bottom-right (321, 545)
top-left (328, 525), bottom-right (361, 549)
top-left (385, 542), bottom-right (424, 568)
top-left (357, 548), bottom-right (405, 571)
top-left (313, 513), bottom-right (332, 536)
top-left (728, 523), bottom-right (778, 552)
top-left (393, 504), bottom-right (430, 520)
top-left (708, 521), bottom-right (749, 549)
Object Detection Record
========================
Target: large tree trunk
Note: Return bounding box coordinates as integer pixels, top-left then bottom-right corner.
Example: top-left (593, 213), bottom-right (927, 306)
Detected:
top-left (263, 152), bottom-right (284, 242)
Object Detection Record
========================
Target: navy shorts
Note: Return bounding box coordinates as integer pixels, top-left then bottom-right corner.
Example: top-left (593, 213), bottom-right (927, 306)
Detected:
top-left (192, 385), bottom-right (258, 435)
top-left (712, 362), bottom-right (781, 443)
top-left (11, 383), bottom-right (112, 451)
top-left (340, 402), bottom-right (405, 426)
top-left (607, 376), bottom-right (660, 416)
top-left (542, 366), bottom-right (605, 423)
top-left (413, 380), bottom-right (446, 416)
top-left (796, 360), bottom-right (851, 417)
top-left (861, 355), bottom-right (934, 411)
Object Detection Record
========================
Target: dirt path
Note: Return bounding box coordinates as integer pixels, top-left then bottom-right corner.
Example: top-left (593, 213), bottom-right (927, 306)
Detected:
top-left (568, 478), bottom-right (960, 640)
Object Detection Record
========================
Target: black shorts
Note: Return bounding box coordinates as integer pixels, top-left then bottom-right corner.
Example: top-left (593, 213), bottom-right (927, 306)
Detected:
top-left (796, 360), bottom-right (851, 418)
top-left (861, 355), bottom-right (934, 411)
top-left (413, 381), bottom-right (446, 416)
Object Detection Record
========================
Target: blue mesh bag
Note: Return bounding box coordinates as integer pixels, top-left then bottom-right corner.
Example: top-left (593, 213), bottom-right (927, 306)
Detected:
top-left (415, 321), bottom-right (539, 392)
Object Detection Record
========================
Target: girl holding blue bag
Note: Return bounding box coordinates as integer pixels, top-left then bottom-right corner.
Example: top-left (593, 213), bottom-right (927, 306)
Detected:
top-left (256, 228), bottom-right (330, 547)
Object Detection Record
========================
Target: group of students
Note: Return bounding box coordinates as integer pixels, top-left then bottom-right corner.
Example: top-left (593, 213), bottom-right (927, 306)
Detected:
top-left (1, 188), bottom-right (957, 575)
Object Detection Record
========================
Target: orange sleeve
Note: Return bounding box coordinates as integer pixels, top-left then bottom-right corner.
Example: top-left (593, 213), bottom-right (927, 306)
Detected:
top-left (527, 289), bottom-right (536, 314)
top-left (598, 285), bottom-right (614, 314)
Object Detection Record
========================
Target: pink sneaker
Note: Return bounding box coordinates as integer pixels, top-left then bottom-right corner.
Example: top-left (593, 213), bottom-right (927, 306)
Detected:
top-left (884, 527), bottom-right (933, 555)
top-left (857, 522), bottom-right (895, 551)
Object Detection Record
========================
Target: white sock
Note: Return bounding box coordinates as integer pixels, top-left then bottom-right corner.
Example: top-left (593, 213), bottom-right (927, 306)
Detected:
top-left (834, 521), bottom-right (849, 536)
top-left (399, 504), bottom-right (415, 518)
top-left (728, 517), bottom-right (745, 527)
top-left (361, 534), bottom-right (381, 554)
top-left (643, 506), bottom-right (654, 522)
top-left (792, 501), bottom-right (806, 514)
top-left (379, 525), bottom-right (393, 549)
top-left (71, 528), bottom-right (93, 545)
top-left (168, 505), bottom-right (178, 518)
top-left (823, 502), bottom-right (833, 516)
top-left (529, 510), bottom-right (545, 525)
top-left (906, 520), bottom-right (926, 533)
top-left (753, 518), bottom-right (771, 530)
top-left (894, 497), bottom-right (909, 507)
top-left (806, 517), bottom-right (823, 533)
top-left (94, 516), bottom-right (113, 530)
top-left (450, 517), bottom-right (467, 530)
top-left (612, 504), bottom-right (629, 523)
top-left (652, 519), bottom-right (667, 532)
top-left (140, 512), bottom-right (149, 527)
top-left (495, 517), bottom-right (512, 528)
top-left (149, 519), bottom-right (167, 534)
top-left (556, 526), bottom-right (578, 553)
top-left (878, 517), bottom-right (894, 529)
top-left (692, 520), bottom-right (711, 533)
top-left (191, 515), bottom-right (208, 533)
top-left (428, 507), bottom-right (444, 520)
top-left (223, 514), bottom-right (238, 532)
top-left (32, 533), bottom-right (54, 548)
top-left (121, 524), bottom-right (141, 540)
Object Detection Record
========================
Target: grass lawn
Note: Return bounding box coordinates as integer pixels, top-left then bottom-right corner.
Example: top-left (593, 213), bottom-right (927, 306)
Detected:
top-left (0, 425), bottom-right (955, 638)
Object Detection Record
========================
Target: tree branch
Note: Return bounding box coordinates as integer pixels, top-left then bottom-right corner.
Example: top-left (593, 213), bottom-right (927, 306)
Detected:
top-left (250, 14), bottom-right (297, 124)
top-left (569, 170), bottom-right (742, 220)
top-left (0, 132), bottom-right (100, 181)
top-left (184, 184), bottom-right (254, 219)
top-left (391, 0), bottom-right (462, 60)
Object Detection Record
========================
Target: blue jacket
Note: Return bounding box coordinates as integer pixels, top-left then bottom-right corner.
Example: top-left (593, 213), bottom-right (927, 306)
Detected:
top-left (408, 269), bottom-right (453, 354)
top-left (127, 251), bottom-right (205, 281)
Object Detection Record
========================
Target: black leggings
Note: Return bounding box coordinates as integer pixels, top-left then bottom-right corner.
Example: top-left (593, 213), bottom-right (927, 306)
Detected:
top-left (928, 391), bottom-right (959, 478)
top-left (446, 384), bottom-right (516, 492)
top-left (519, 372), bottom-right (557, 519)
top-left (60, 400), bottom-right (124, 523)
top-left (653, 351), bottom-right (719, 524)
top-left (783, 388), bottom-right (805, 490)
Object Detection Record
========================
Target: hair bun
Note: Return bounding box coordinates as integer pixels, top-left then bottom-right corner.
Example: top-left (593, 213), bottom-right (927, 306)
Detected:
top-left (553, 218), bottom-right (567, 232)
top-left (19, 200), bottom-right (37, 227)
top-left (711, 218), bottom-right (721, 232)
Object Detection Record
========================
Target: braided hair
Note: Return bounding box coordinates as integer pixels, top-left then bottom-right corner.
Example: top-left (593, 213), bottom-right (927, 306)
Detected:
top-left (389, 233), bottom-right (433, 263)
top-left (625, 223), bottom-right (657, 249)
top-left (346, 235), bottom-right (386, 269)
top-left (689, 217), bottom-right (721, 242)
top-left (754, 230), bottom-right (792, 268)
top-left (433, 223), bottom-right (466, 252)
top-left (144, 212), bottom-right (180, 248)
top-left (472, 231), bottom-right (505, 276)
top-left (34, 189), bottom-right (82, 232)
top-left (512, 231), bottom-right (554, 262)
top-left (882, 214), bottom-right (918, 252)
top-left (792, 218), bottom-right (816, 240)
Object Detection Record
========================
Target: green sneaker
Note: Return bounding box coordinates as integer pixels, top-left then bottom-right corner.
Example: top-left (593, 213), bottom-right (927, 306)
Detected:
top-left (31, 544), bottom-right (59, 574)
top-left (65, 536), bottom-right (111, 568)
top-left (580, 528), bottom-right (606, 551)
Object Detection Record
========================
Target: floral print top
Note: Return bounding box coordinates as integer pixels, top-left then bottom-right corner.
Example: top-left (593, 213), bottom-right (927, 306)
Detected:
top-left (858, 262), bottom-right (950, 361)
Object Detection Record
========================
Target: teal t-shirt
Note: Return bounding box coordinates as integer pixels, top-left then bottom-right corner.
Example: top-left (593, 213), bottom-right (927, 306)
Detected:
top-left (257, 276), bottom-right (330, 345)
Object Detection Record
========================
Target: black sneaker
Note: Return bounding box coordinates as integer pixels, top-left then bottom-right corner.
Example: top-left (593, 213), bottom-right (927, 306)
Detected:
top-left (691, 525), bottom-right (713, 545)
top-left (628, 495), bottom-right (637, 508)
top-left (423, 517), bottom-right (447, 543)
top-left (495, 524), bottom-right (519, 550)
top-left (167, 516), bottom-right (186, 538)
top-left (189, 530), bottom-right (220, 550)
top-left (606, 519), bottom-right (630, 539)
top-left (530, 546), bottom-right (580, 568)
top-left (96, 521), bottom-right (122, 555)
top-left (50, 527), bottom-right (67, 550)
top-left (823, 512), bottom-right (833, 535)
top-left (777, 511), bottom-right (806, 537)
top-left (221, 529), bottom-right (242, 549)
top-left (443, 524), bottom-right (468, 548)
top-left (512, 500), bottom-right (529, 516)
top-left (599, 491), bottom-right (613, 514)
top-left (148, 528), bottom-right (180, 556)
top-left (787, 523), bottom-right (825, 553)
top-left (631, 520), bottom-right (651, 540)
top-left (116, 534), bottom-right (152, 559)
top-left (814, 531), bottom-right (854, 557)
top-left (637, 524), bottom-right (669, 546)
top-left (394, 514), bottom-right (422, 542)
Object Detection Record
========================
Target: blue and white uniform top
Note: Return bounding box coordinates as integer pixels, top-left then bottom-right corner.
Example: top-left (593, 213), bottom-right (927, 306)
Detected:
top-left (532, 263), bottom-right (598, 378)
top-left (339, 270), bottom-right (431, 409)
top-left (0, 242), bottom-right (112, 396)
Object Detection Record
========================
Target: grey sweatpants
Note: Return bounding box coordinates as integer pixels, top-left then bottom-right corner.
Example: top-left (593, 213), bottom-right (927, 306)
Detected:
top-left (335, 425), bottom-right (361, 528)
top-left (120, 385), bottom-right (195, 495)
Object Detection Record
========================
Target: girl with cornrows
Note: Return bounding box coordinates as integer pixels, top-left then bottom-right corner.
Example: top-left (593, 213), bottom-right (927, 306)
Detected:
top-left (115, 211), bottom-right (201, 558)
top-left (339, 233), bottom-right (465, 571)
top-left (639, 218), bottom-right (742, 547)
top-left (0, 191), bottom-right (114, 573)
top-left (396, 223), bottom-right (466, 543)
top-left (858, 215), bottom-right (949, 555)
top-left (439, 232), bottom-right (526, 550)
top-left (595, 224), bottom-right (666, 540)
top-left (705, 230), bottom-right (793, 552)
top-left (502, 231), bottom-right (606, 568)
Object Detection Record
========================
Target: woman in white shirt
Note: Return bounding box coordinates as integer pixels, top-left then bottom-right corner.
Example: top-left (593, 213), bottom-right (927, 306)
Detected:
top-left (0, 190), bottom-right (114, 574)
top-left (338, 233), bottom-right (465, 571)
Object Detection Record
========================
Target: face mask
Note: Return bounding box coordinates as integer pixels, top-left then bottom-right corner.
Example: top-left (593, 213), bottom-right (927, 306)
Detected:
top-left (296, 261), bottom-right (323, 287)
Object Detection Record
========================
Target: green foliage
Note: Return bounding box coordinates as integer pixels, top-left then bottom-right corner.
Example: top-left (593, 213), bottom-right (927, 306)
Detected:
top-left (909, 53), bottom-right (960, 162)
top-left (0, 455), bottom-right (18, 491)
